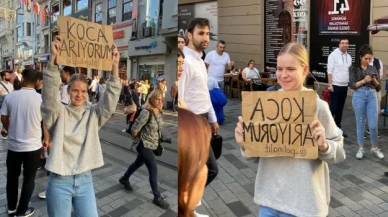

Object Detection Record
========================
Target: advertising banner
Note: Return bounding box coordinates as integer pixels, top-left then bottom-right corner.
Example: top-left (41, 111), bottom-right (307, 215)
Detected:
top-left (264, 0), bottom-right (309, 72)
top-left (310, 0), bottom-right (370, 82)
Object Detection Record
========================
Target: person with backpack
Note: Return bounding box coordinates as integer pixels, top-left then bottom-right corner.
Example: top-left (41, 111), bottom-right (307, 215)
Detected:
top-left (41, 36), bottom-right (121, 216)
top-left (119, 89), bottom-right (170, 210)
top-left (0, 70), bottom-right (14, 139)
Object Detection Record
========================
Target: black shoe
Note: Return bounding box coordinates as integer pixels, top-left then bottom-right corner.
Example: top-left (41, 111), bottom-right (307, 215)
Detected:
top-left (364, 134), bottom-right (367, 139)
top-left (366, 129), bottom-right (380, 137)
top-left (1, 130), bottom-right (7, 139)
top-left (119, 177), bottom-right (133, 191)
top-left (16, 207), bottom-right (35, 217)
top-left (153, 197), bottom-right (170, 209)
top-left (343, 133), bottom-right (348, 138)
top-left (38, 159), bottom-right (46, 169)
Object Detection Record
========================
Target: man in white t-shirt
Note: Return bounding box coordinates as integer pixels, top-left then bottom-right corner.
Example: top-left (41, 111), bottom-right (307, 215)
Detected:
top-left (204, 40), bottom-right (234, 91)
top-left (60, 66), bottom-right (76, 105)
top-left (89, 74), bottom-right (98, 102)
top-left (1, 68), bottom-right (44, 216)
top-left (0, 70), bottom-right (14, 139)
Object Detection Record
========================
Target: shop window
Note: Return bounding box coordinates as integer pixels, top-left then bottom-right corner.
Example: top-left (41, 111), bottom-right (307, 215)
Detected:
top-left (278, 9), bottom-right (292, 45)
top-left (76, 0), bottom-right (88, 11)
top-left (108, 0), bottom-right (116, 25)
top-left (52, 4), bottom-right (59, 22)
top-left (95, 3), bottom-right (102, 24)
top-left (63, 0), bottom-right (72, 16)
top-left (138, 64), bottom-right (164, 84)
top-left (122, 0), bottom-right (132, 21)
top-left (138, 0), bottom-right (162, 38)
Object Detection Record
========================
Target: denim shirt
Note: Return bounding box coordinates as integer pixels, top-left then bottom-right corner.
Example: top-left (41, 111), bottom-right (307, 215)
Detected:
top-left (131, 109), bottom-right (163, 150)
top-left (349, 65), bottom-right (380, 90)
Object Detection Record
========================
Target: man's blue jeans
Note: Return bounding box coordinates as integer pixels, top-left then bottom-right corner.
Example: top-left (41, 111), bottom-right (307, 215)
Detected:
top-left (352, 88), bottom-right (378, 146)
top-left (259, 206), bottom-right (296, 217)
top-left (46, 171), bottom-right (98, 217)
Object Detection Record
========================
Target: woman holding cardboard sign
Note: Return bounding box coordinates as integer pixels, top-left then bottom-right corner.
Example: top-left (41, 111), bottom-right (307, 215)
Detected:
top-left (41, 36), bottom-right (121, 217)
top-left (234, 43), bottom-right (346, 217)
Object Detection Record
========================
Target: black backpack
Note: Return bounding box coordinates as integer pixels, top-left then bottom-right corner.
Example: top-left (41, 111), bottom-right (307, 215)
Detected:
top-left (13, 77), bottom-right (22, 90)
top-left (126, 109), bottom-right (152, 135)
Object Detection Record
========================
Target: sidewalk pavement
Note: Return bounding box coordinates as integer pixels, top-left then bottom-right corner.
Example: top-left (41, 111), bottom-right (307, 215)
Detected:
top-left (0, 108), bottom-right (178, 217)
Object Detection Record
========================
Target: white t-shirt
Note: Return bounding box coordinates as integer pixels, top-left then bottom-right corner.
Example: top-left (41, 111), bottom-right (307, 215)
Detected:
top-left (208, 76), bottom-right (219, 90)
top-left (1, 88), bottom-right (42, 152)
top-left (0, 81), bottom-right (14, 96)
top-left (60, 84), bottom-right (70, 105)
top-left (90, 79), bottom-right (98, 92)
top-left (205, 50), bottom-right (231, 82)
top-left (243, 67), bottom-right (260, 80)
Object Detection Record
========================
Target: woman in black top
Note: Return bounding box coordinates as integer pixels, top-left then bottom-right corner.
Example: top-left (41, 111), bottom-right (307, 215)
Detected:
top-left (348, 45), bottom-right (383, 160)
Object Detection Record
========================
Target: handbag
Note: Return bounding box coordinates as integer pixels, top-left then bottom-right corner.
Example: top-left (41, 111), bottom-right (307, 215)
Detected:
top-left (152, 111), bottom-right (164, 156)
top-left (211, 134), bottom-right (223, 159)
top-left (123, 91), bottom-right (137, 114)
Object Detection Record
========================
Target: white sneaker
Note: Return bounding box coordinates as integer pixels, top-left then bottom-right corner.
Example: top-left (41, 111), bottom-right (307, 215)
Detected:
top-left (356, 149), bottom-right (364, 160)
top-left (6, 205), bottom-right (16, 214)
top-left (194, 210), bottom-right (209, 217)
top-left (38, 191), bottom-right (46, 199)
top-left (371, 147), bottom-right (384, 159)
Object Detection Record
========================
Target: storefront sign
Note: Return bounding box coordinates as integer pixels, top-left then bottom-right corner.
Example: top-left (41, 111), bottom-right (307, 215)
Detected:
top-left (242, 91), bottom-right (317, 159)
top-left (264, 0), bottom-right (309, 73)
top-left (309, 0), bottom-right (370, 82)
top-left (178, 4), bottom-right (194, 36)
top-left (113, 30), bottom-right (124, 39)
top-left (56, 16), bottom-right (114, 71)
top-left (135, 41), bottom-right (157, 50)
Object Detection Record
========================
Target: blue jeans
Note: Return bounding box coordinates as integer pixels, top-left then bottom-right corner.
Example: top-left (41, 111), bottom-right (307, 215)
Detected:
top-left (352, 88), bottom-right (378, 146)
top-left (259, 206), bottom-right (296, 217)
top-left (217, 80), bottom-right (224, 91)
top-left (46, 171), bottom-right (98, 217)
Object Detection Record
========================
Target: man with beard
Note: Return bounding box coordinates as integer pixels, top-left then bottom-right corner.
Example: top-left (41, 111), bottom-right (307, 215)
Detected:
top-left (0, 71), bottom-right (14, 139)
top-left (178, 18), bottom-right (219, 217)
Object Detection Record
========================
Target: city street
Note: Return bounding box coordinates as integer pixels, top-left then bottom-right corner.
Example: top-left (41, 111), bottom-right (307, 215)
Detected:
top-left (1, 98), bottom-right (388, 216)
top-left (0, 105), bottom-right (178, 217)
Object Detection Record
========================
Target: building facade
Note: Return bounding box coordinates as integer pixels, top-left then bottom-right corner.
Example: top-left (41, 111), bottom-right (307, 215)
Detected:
top-left (128, 0), bottom-right (178, 94)
top-left (34, 0), bottom-right (51, 71)
top-left (90, 0), bottom-right (133, 79)
top-left (0, 0), bottom-right (16, 70)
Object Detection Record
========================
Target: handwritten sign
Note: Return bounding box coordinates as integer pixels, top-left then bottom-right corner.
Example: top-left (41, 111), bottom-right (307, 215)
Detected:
top-left (242, 91), bottom-right (318, 159)
top-left (57, 16), bottom-right (114, 71)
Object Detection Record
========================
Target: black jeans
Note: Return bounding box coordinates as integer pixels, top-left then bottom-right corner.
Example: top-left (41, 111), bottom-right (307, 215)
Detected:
top-left (6, 149), bottom-right (41, 213)
top-left (329, 85), bottom-right (348, 128)
top-left (123, 141), bottom-right (161, 199)
top-left (199, 113), bottom-right (219, 187)
top-left (205, 146), bottom-right (219, 187)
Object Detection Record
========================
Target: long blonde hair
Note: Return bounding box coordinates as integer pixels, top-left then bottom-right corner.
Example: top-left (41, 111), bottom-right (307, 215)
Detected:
top-left (278, 43), bottom-right (309, 68)
top-left (142, 89), bottom-right (164, 110)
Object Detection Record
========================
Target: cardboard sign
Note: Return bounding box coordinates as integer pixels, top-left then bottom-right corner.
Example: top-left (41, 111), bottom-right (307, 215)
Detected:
top-left (242, 91), bottom-right (318, 159)
top-left (56, 16), bottom-right (114, 71)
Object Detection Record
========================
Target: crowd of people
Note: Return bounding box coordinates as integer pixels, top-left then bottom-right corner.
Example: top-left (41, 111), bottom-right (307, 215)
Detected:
top-left (177, 17), bottom-right (388, 217)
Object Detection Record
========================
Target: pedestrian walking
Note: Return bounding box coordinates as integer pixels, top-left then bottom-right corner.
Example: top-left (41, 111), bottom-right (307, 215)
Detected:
top-left (170, 81), bottom-right (178, 112)
top-left (178, 17), bottom-right (219, 217)
top-left (2, 68), bottom-right (47, 217)
top-left (327, 38), bottom-right (352, 137)
top-left (96, 77), bottom-right (106, 102)
top-left (119, 89), bottom-right (170, 209)
top-left (0, 70), bottom-right (14, 139)
top-left (41, 36), bottom-right (121, 216)
top-left (349, 45), bottom-right (384, 160)
top-left (235, 42), bottom-right (346, 217)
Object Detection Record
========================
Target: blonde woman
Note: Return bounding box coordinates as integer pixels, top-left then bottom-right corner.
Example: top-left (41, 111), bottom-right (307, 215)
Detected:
top-left (119, 89), bottom-right (170, 209)
top-left (235, 43), bottom-right (346, 217)
top-left (42, 36), bottom-right (121, 216)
